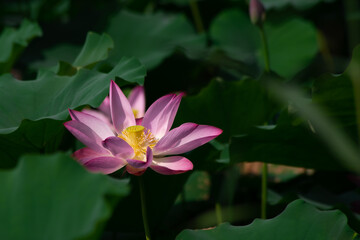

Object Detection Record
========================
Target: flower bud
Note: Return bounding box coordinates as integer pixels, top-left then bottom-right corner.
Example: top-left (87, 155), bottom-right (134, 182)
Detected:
top-left (249, 0), bottom-right (266, 26)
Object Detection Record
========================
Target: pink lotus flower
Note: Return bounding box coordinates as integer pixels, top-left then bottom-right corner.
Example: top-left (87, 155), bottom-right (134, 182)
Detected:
top-left (81, 85), bottom-right (145, 128)
top-left (64, 80), bottom-right (222, 175)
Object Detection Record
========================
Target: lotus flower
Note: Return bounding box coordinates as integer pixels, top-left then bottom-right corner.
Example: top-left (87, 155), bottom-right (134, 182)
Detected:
top-left (81, 85), bottom-right (145, 128)
top-left (64, 80), bottom-right (222, 175)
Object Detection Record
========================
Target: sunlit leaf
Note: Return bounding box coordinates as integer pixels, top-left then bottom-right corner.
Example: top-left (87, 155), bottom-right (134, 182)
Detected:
top-left (176, 200), bottom-right (355, 239)
top-left (0, 152), bottom-right (129, 240)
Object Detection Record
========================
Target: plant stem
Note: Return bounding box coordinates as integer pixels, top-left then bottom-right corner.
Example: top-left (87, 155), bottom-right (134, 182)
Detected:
top-left (259, 25), bottom-right (270, 219)
top-left (138, 176), bottom-right (151, 240)
top-left (344, 0), bottom-right (360, 55)
top-left (259, 26), bottom-right (270, 72)
top-left (261, 163), bottom-right (268, 219)
top-left (215, 202), bottom-right (223, 225)
top-left (189, 0), bottom-right (204, 33)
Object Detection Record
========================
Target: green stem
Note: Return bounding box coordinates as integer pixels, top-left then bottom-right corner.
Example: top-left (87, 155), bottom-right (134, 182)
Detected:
top-left (189, 0), bottom-right (204, 33)
top-left (138, 176), bottom-right (151, 240)
top-left (344, 0), bottom-right (360, 55)
top-left (259, 26), bottom-right (270, 73)
top-left (353, 80), bottom-right (360, 143)
top-left (348, 49), bottom-right (360, 145)
top-left (261, 163), bottom-right (268, 219)
top-left (259, 25), bottom-right (270, 220)
top-left (215, 202), bottom-right (223, 225)
top-left (258, 24), bottom-right (270, 219)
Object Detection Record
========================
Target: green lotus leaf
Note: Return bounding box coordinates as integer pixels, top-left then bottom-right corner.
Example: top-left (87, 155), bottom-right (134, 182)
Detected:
top-left (73, 32), bottom-right (114, 68)
top-left (210, 9), bottom-right (318, 79)
top-left (176, 200), bottom-right (355, 240)
top-left (0, 19), bottom-right (42, 74)
top-left (32, 31), bottom-right (114, 74)
top-left (175, 78), bottom-right (276, 141)
top-left (0, 152), bottom-right (129, 240)
top-left (0, 56), bottom-right (145, 135)
top-left (0, 56), bottom-right (145, 168)
top-left (106, 10), bottom-right (206, 70)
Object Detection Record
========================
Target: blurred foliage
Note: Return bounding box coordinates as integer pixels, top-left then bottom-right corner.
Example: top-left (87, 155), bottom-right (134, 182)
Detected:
top-left (106, 10), bottom-right (206, 70)
top-left (0, 19), bottom-right (41, 74)
top-left (210, 9), bottom-right (318, 78)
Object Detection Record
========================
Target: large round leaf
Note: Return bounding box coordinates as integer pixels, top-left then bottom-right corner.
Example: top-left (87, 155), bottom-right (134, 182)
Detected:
top-left (0, 152), bottom-right (130, 240)
top-left (176, 200), bottom-right (355, 239)
top-left (175, 78), bottom-right (276, 141)
top-left (210, 9), bottom-right (260, 65)
top-left (31, 32), bottom-right (113, 71)
top-left (210, 9), bottom-right (318, 79)
top-left (264, 17), bottom-right (318, 78)
top-left (0, 56), bottom-right (145, 135)
top-left (73, 32), bottom-right (114, 68)
top-left (106, 10), bottom-right (206, 70)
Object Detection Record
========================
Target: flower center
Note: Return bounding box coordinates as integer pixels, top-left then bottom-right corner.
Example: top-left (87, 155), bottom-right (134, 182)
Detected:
top-left (118, 125), bottom-right (157, 161)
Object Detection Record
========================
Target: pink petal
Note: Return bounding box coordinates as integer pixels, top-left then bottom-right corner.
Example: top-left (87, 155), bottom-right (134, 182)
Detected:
top-left (128, 86), bottom-right (145, 118)
top-left (125, 147), bottom-right (153, 176)
top-left (142, 93), bottom-right (183, 139)
top-left (98, 96), bottom-right (111, 119)
top-left (150, 156), bottom-right (193, 175)
top-left (153, 123), bottom-right (223, 156)
top-left (110, 80), bottom-right (136, 133)
top-left (81, 109), bottom-right (112, 127)
top-left (64, 121), bottom-right (109, 154)
top-left (127, 147), bottom-right (153, 169)
top-left (69, 109), bottom-right (114, 140)
top-left (73, 147), bottom-right (107, 165)
top-left (126, 165), bottom-right (146, 176)
top-left (103, 136), bottom-right (134, 159)
top-left (84, 156), bottom-right (127, 174)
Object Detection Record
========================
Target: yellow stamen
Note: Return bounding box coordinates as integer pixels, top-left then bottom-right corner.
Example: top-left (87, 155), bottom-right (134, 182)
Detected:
top-left (118, 125), bottom-right (157, 161)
